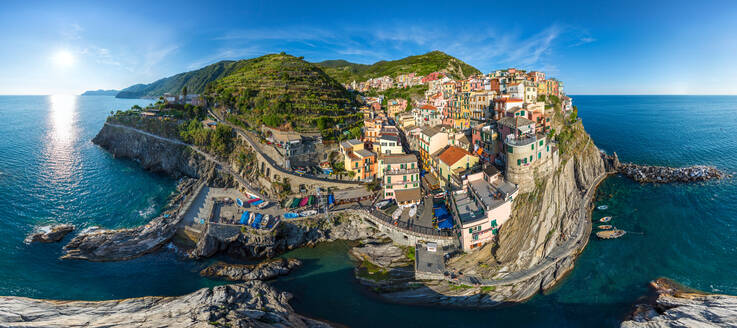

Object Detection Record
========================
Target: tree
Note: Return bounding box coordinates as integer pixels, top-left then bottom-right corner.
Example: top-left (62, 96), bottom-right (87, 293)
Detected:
top-left (349, 127), bottom-right (362, 139)
top-left (182, 86), bottom-right (188, 101)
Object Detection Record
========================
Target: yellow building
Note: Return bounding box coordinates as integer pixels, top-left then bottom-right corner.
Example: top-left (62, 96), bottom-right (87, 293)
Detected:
top-left (433, 146), bottom-right (479, 188)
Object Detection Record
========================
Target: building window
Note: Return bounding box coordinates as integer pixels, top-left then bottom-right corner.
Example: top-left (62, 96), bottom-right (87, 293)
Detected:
top-left (538, 152), bottom-right (542, 159)
top-left (491, 219), bottom-right (497, 227)
top-left (531, 144), bottom-right (534, 150)
top-left (529, 155), bottom-right (533, 162)
top-left (517, 159), bottom-right (521, 166)
top-left (539, 140), bottom-right (543, 146)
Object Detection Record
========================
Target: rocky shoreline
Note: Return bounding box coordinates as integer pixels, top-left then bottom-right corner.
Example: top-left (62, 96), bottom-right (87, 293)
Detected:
top-left (200, 258), bottom-right (302, 281)
top-left (60, 178), bottom-right (201, 261)
top-left (604, 152), bottom-right (725, 183)
top-left (0, 281), bottom-right (331, 328)
top-left (24, 224), bottom-right (75, 244)
top-left (621, 278), bottom-right (737, 327)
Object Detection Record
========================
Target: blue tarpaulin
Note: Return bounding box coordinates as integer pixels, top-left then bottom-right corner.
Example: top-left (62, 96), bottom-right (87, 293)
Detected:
top-left (284, 212), bottom-right (299, 219)
top-left (240, 211), bottom-right (250, 225)
top-left (251, 214), bottom-right (263, 228)
top-left (328, 194), bottom-right (335, 205)
top-left (434, 207), bottom-right (450, 219)
top-left (438, 218), bottom-right (453, 229)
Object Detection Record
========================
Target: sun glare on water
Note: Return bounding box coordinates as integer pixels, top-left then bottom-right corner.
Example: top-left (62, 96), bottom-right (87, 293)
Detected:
top-left (52, 50), bottom-right (75, 68)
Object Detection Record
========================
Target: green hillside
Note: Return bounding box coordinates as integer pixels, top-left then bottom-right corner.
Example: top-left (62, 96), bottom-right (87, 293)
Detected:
top-left (116, 60), bottom-right (245, 98)
top-left (207, 53), bottom-right (359, 131)
top-left (315, 51), bottom-right (482, 83)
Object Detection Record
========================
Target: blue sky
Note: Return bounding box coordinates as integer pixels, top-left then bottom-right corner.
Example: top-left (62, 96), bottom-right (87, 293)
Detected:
top-left (1, 0), bottom-right (736, 95)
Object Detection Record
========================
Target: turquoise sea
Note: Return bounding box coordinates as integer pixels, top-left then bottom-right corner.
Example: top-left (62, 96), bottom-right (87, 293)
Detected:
top-left (1, 95), bottom-right (735, 327)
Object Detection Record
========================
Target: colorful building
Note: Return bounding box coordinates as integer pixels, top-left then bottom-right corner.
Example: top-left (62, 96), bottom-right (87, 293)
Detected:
top-left (378, 153), bottom-right (421, 206)
top-left (432, 146), bottom-right (480, 188)
top-left (340, 139), bottom-right (377, 181)
top-left (450, 166), bottom-right (519, 251)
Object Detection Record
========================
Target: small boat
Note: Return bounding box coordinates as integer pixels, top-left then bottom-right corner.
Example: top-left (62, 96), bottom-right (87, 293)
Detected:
top-left (408, 205), bottom-right (417, 218)
top-left (375, 200), bottom-right (390, 209)
top-left (257, 201), bottom-right (270, 209)
top-left (392, 207), bottom-right (403, 220)
top-left (596, 229), bottom-right (626, 239)
top-left (298, 197), bottom-right (309, 207)
top-left (248, 212), bottom-right (255, 225)
top-left (599, 216), bottom-right (612, 223)
top-left (598, 225), bottom-right (613, 230)
top-left (299, 210), bottom-right (317, 217)
top-left (284, 212), bottom-right (300, 219)
top-left (261, 215), bottom-right (270, 228)
top-left (597, 205), bottom-right (609, 210)
top-left (236, 198), bottom-right (244, 207)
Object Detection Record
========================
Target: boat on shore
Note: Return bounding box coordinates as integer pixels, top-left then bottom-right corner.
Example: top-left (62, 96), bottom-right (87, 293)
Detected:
top-left (597, 205), bottom-right (609, 210)
top-left (596, 229), bottom-right (626, 239)
top-left (598, 225), bottom-right (613, 230)
top-left (599, 216), bottom-right (612, 223)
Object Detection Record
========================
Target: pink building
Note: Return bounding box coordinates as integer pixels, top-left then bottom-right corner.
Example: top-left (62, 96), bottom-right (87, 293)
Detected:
top-left (450, 166), bottom-right (519, 251)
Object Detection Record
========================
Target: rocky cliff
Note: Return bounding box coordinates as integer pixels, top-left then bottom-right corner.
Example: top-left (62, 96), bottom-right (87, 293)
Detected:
top-left (0, 281), bottom-right (330, 328)
top-left (621, 278), bottom-right (737, 327)
top-left (92, 123), bottom-right (213, 179)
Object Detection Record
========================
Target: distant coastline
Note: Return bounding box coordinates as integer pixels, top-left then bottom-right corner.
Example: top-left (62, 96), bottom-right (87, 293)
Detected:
top-left (81, 89), bottom-right (119, 96)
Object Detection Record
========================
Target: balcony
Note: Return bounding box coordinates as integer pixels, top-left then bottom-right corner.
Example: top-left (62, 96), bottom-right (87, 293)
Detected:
top-left (384, 168), bottom-right (420, 175)
top-left (505, 134), bottom-right (536, 147)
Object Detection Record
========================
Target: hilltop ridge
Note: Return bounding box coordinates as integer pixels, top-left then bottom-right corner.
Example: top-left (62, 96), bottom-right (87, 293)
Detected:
top-left (314, 50), bottom-right (481, 83)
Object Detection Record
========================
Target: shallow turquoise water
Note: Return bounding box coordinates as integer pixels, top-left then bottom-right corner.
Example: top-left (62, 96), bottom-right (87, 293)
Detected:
top-left (1, 95), bottom-right (735, 327)
top-left (0, 95), bottom-right (218, 300)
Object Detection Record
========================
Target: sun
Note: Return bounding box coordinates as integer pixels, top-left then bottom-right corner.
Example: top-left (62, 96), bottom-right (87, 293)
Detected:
top-left (52, 50), bottom-right (75, 68)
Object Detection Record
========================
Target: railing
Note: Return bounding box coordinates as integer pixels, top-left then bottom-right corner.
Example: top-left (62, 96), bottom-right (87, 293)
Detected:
top-left (505, 134), bottom-right (536, 147)
top-left (362, 207), bottom-right (455, 237)
top-left (384, 168), bottom-right (420, 175)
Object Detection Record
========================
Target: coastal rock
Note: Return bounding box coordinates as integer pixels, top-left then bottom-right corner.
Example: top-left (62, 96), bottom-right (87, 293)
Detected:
top-left (92, 123), bottom-right (214, 179)
top-left (24, 224), bottom-right (75, 244)
top-left (621, 278), bottom-right (737, 328)
top-left (350, 239), bottom-right (412, 269)
top-left (200, 258), bottom-right (301, 281)
top-left (0, 281), bottom-right (331, 328)
top-left (350, 239), bottom-right (414, 291)
top-left (61, 179), bottom-right (199, 261)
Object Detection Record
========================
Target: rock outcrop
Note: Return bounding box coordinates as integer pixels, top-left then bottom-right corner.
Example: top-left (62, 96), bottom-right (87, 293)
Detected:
top-left (61, 179), bottom-right (200, 261)
top-left (191, 213), bottom-right (379, 259)
top-left (621, 278), bottom-right (737, 328)
top-left (24, 224), bottom-right (75, 244)
top-left (92, 123), bottom-right (214, 179)
top-left (0, 281), bottom-right (330, 328)
top-left (604, 152), bottom-right (725, 183)
top-left (350, 239), bottom-right (415, 292)
top-left (200, 258), bottom-right (301, 281)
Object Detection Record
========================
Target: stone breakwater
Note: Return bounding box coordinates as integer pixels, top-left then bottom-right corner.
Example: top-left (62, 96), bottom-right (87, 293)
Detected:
top-left (604, 152), bottom-right (725, 183)
top-left (0, 281), bottom-right (331, 328)
top-left (621, 278), bottom-right (737, 327)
